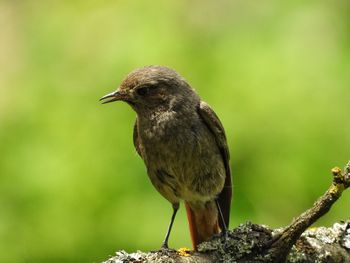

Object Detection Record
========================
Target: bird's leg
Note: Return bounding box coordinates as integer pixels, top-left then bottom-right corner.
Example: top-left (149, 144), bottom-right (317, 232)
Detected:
top-left (215, 199), bottom-right (228, 236)
top-left (161, 203), bottom-right (179, 249)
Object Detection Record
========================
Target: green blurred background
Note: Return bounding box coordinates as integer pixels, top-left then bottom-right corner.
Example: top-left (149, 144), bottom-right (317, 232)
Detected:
top-left (1, 1), bottom-right (349, 262)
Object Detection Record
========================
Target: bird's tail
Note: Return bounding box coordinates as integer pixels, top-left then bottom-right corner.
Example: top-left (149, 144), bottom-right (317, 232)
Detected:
top-left (185, 200), bottom-right (220, 250)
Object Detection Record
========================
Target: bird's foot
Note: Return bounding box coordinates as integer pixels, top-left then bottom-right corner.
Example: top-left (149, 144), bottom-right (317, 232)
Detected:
top-left (160, 241), bottom-right (170, 249)
top-left (152, 244), bottom-right (176, 255)
top-left (223, 228), bottom-right (229, 240)
top-left (211, 228), bottom-right (230, 245)
top-left (150, 243), bottom-right (175, 253)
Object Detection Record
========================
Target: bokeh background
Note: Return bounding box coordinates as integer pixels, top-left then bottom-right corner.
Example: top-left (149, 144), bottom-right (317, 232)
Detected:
top-left (1, 1), bottom-right (349, 262)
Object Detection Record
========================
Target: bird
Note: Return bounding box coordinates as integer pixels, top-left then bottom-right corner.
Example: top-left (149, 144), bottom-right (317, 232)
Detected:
top-left (100, 66), bottom-right (232, 250)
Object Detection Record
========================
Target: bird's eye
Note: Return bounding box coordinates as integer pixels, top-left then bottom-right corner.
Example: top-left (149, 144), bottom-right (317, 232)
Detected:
top-left (136, 86), bottom-right (149, 96)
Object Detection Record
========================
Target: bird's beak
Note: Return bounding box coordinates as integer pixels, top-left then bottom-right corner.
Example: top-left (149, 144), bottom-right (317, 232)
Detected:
top-left (99, 91), bottom-right (126, 104)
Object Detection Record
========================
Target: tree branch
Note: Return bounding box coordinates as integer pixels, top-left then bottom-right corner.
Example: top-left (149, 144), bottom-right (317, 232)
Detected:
top-left (103, 161), bottom-right (350, 263)
top-left (265, 161), bottom-right (350, 262)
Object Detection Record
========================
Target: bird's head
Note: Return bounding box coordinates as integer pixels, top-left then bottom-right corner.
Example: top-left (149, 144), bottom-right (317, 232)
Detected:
top-left (100, 66), bottom-right (198, 114)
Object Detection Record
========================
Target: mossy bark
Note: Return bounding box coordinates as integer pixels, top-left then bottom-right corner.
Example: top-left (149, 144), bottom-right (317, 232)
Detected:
top-left (103, 162), bottom-right (350, 263)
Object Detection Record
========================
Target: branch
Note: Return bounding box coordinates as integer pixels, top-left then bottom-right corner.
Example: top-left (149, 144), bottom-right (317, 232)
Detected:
top-left (266, 161), bottom-right (350, 262)
top-left (103, 161), bottom-right (350, 263)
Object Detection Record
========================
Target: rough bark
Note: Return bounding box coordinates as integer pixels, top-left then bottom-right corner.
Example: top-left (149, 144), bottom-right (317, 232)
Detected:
top-left (103, 162), bottom-right (350, 263)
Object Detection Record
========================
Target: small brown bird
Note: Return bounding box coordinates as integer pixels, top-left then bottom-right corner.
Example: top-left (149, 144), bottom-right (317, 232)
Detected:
top-left (100, 66), bottom-right (232, 250)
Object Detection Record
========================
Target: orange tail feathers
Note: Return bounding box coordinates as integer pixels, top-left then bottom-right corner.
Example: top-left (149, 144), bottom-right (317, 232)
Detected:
top-left (185, 201), bottom-right (220, 249)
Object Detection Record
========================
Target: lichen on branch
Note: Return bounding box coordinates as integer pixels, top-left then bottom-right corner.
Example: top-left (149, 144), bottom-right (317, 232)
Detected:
top-left (103, 161), bottom-right (350, 263)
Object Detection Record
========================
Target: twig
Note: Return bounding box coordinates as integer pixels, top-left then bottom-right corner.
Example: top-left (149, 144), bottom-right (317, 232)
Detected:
top-left (266, 161), bottom-right (350, 262)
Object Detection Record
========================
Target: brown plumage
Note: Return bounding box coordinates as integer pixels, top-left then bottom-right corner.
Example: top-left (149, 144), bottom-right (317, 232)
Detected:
top-left (100, 66), bottom-right (232, 249)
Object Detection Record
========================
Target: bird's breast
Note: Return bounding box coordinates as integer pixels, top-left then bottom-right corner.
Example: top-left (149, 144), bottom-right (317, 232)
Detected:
top-left (137, 111), bottom-right (225, 202)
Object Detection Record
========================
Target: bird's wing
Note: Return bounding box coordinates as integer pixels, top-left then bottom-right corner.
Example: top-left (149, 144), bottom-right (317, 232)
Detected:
top-left (133, 118), bottom-right (142, 157)
top-left (198, 101), bottom-right (232, 229)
